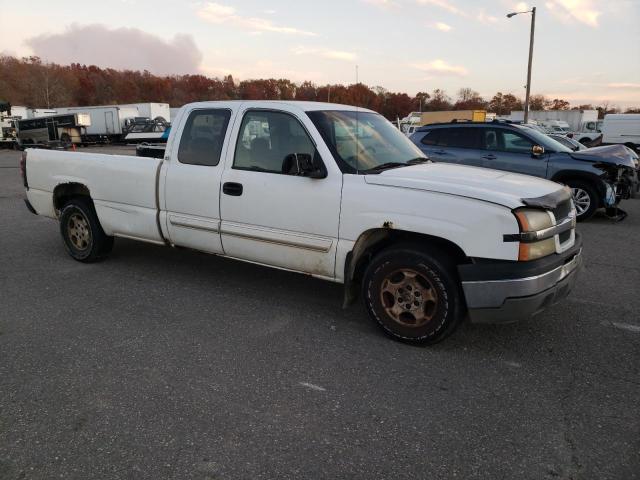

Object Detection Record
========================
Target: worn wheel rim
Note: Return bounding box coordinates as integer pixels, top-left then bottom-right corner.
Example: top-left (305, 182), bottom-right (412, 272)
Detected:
top-left (572, 188), bottom-right (591, 215)
top-left (67, 212), bottom-right (91, 251)
top-left (379, 268), bottom-right (438, 327)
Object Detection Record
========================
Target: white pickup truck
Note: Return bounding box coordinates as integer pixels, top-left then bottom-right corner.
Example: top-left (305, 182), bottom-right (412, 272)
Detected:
top-left (21, 101), bottom-right (582, 344)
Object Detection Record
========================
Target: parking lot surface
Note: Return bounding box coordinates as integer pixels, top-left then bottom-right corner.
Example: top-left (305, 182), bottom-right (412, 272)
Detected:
top-left (1, 148), bottom-right (638, 479)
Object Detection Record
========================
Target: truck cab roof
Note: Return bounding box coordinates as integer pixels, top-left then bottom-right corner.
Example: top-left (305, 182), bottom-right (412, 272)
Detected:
top-left (181, 100), bottom-right (375, 113)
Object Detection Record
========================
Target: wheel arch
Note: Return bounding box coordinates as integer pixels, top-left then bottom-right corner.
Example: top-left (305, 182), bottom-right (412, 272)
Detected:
top-left (551, 170), bottom-right (606, 207)
top-left (53, 182), bottom-right (93, 215)
top-left (342, 228), bottom-right (469, 307)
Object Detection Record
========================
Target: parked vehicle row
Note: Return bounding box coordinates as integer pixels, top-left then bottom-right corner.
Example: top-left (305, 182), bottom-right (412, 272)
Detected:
top-left (506, 109), bottom-right (602, 146)
top-left (22, 101), bottom-right (582, 345)
top-left (2, 103), bottom-right (172, 148)
top-left (409, 120), bottom-right (637, 220)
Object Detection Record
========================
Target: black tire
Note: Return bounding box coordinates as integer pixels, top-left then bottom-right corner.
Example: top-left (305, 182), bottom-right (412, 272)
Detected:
top-left (362, 245), bottom-right (465, 345)
top-left (59, 197), bottom-right (114, 262)
top-left (60, 133), bottom-right (72, 149)
top-left (566, 179), bottom-right (599, 221)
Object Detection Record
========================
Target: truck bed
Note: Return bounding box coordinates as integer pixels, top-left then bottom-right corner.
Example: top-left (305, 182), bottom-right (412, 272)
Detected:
top-left (26, 148), bottom-right (164, 243)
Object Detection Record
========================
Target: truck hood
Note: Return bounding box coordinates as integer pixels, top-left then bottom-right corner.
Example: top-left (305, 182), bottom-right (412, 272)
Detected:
top-left (364, 163), bottom-right (562, 209)
top-left (570, 144), bottom-right (637, 169)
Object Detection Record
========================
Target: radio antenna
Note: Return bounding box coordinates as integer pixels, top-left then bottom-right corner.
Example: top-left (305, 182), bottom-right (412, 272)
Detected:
top-left (355, 64), bottom-right (359, 174)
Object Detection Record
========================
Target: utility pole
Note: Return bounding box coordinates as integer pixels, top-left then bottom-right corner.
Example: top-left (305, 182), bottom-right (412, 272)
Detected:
top-left (524, 7), bottom-right (536, 123)
top-left (507, 6), bottom-right (536, 123)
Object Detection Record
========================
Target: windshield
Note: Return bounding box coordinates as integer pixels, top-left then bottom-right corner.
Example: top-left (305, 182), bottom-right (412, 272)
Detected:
top-left (516, 126), bottom-right (573, 153)
top-left (308, 110), bottom-right (427, 173)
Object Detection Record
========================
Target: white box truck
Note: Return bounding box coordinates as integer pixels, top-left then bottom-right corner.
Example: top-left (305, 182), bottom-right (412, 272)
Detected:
top-left (509, 110), bottom-right (601, 145)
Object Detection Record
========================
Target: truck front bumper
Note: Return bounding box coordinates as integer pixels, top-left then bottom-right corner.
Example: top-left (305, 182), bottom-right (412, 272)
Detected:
top-left (459, 234), bottom-right (583, 324)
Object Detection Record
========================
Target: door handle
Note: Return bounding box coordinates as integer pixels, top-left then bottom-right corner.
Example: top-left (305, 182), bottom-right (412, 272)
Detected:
top-left (432, 149), bottom-right (447, 155)
top-left (482, 154), bottom-right (497, 160)
top-left (223, 182), bottom-right (243, 196)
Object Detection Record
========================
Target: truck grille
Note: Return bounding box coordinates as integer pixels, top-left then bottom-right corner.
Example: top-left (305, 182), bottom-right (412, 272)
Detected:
top-left (552, 199), bottom-right (572, 222)
top-left (553, 198), bottom-right (575, 252)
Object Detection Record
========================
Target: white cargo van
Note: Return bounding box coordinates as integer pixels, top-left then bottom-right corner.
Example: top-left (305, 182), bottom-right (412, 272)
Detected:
top-left (601, 114), bottom-right (640, 151)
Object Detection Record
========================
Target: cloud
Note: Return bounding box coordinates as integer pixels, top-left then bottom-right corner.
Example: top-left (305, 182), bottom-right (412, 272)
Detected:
top-left (362, 0), bottom-right (398, 8)
top-left (292, 46), bottom-right (356, 61)
top-left (25, 24), bottom-right (202, 75)
top-left (197, 2), bottom-right (316, 36)
top-left (410, 59), bottom-right (468, 76)
top-left (433, 22), bottom-right (452, 31)
top-left (513, 2), bottom-right (530, 12)
top-left (477, 10), bottom-right (498, 24)
top-left (416, 0), bottom-right (467, 17)
top-left (545, 0), bottom-right (601, 27)
top-left (607, 83), bottom-right (640, 90)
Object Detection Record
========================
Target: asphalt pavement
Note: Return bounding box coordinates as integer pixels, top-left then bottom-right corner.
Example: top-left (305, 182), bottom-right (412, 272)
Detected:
top-left (0, 148), bottom-right (638, 479)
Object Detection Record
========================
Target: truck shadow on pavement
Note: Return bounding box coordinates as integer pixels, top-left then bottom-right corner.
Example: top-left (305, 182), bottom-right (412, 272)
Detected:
top-left (102, 237), bottom-right (578, 355)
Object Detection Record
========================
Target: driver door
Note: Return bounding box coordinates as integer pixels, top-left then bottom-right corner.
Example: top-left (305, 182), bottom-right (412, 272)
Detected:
top-left (479, 127), bottom-right (549, 177)
top-left (219, 107), bottom-right (342, 278)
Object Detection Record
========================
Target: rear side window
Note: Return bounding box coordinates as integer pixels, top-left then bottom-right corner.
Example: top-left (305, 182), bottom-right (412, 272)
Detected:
top-left (423, 127), bottom-right (480, 148)
top-left (420, 130), bottom-right (441, 146)
top-left (178, 109), bottom-right (231, 166)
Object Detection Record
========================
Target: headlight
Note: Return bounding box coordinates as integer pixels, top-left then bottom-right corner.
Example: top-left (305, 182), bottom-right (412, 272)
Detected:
top-left (514, 208), bottom-right (556, 261)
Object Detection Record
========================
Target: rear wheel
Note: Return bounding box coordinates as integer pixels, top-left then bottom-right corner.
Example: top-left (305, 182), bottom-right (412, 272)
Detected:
top-left (567, 179), bottom-right (598, 221)
top-left (59, 197), bottom-right (113, 262)
top-left (362, 245), bottom-right (464, 344)
top-left (60, 133), bottom-right (72, 149)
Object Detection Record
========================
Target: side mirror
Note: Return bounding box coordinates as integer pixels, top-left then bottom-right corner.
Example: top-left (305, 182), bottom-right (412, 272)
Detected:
top-left (532, 145), bottom-right (545, 157)
top-left (283, 152), bottom-right (327, 178)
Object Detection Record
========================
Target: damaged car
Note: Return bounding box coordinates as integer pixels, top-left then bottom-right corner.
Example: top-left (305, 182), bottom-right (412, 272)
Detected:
top-left (410, 121), bottom-right (636, 220)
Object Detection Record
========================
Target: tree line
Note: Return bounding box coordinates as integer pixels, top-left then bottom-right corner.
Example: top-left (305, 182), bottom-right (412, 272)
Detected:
top-left (1, 56), bottom-right (636, 120)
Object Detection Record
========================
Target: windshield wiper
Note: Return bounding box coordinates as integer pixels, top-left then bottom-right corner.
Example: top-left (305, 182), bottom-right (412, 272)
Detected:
top-left (363, 162), bottom-right (406, 173)
top-left (407, 157), bottom-right (430, 165)
top-left (363, 157), bottom-right (430, 173)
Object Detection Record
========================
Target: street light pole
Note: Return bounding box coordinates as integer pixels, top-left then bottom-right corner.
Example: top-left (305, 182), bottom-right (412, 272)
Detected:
top-left (524, 7), bottom-right (536, 124)
top-left (507, 6), bottom-right (536, 123)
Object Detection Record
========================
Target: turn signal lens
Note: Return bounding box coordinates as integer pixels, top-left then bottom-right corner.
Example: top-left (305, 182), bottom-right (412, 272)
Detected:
top-left (518, 237), bottom-right (556, 261)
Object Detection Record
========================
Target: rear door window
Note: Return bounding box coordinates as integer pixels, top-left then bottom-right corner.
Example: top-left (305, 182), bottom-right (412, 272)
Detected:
top-left (178, 109), bottom-right (231, 166)
top-left (433, 127), bottom-right (480, 149)
top-left (420, 129), bottom-right (441, 146)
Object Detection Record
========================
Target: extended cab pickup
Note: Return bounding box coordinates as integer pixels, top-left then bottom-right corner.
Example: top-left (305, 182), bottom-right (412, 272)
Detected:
top-left (22, 101), bottom-right (582, 344)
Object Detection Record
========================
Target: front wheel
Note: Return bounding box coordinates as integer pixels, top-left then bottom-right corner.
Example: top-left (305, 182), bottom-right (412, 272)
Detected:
top-left (362, 245), bottom-right (464, 345)
top-left (59, 197), bottom-right (114, 262)
top-left (567, 180), bottom-right (598, 221)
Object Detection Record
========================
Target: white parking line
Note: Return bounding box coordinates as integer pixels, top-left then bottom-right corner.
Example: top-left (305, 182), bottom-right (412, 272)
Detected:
top-left (607, 322), bottom-right (640, 333)
top-left (299, 382), bottom-right (326, 392)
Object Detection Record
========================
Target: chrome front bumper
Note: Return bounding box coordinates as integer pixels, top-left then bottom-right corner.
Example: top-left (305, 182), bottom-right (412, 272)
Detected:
top-left (460, 246), bottom-right (583, 324)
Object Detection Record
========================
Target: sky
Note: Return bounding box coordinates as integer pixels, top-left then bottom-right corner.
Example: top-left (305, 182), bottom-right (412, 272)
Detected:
top-left (1, 0), bottom-right (639, 107)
